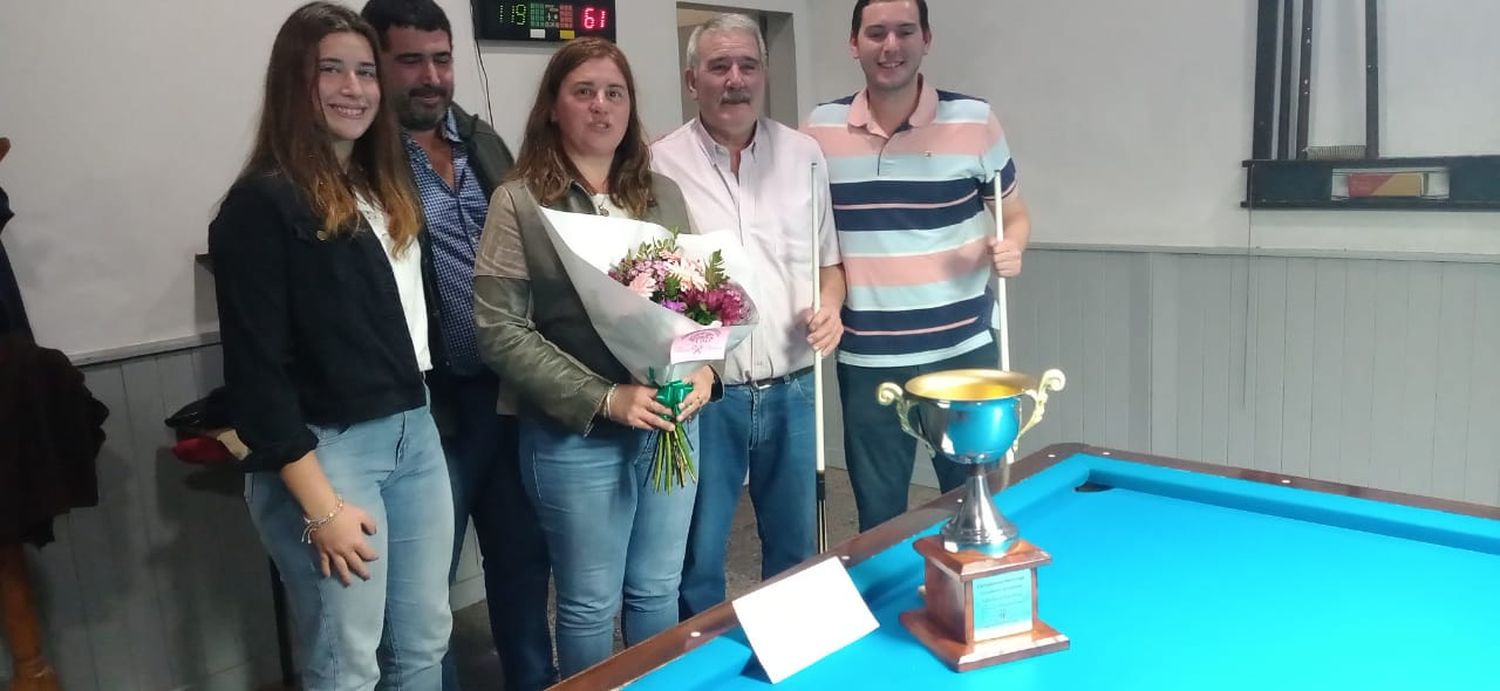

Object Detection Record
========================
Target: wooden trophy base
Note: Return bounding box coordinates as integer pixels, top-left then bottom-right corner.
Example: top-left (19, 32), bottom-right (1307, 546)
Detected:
top-left (901, 611), bottom-right (1069, 672)
top-left (902, 536), bottom-right (1069, 672)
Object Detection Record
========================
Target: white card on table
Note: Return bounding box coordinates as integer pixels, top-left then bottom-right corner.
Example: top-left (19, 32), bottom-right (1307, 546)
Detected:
top-left (730, 557), bottom-right (879, 683)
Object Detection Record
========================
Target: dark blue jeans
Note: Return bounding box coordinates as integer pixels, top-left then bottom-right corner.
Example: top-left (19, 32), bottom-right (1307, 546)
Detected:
top-left (837, 341), bottom-right (1001, 532)
top-left (679, 371), bottom-right (817, 618)
top-left (434, 372), bottom-right (556, 691)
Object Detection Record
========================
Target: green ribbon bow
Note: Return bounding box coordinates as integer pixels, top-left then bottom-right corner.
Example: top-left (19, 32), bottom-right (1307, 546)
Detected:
top-left (653, 378), bottom-right (692, 420)
top-left (644, 369), bottom-right (698, 493)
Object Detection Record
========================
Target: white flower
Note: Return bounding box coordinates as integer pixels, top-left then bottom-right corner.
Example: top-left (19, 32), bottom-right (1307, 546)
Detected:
top-left (669, 261), bottom-right (707, 291)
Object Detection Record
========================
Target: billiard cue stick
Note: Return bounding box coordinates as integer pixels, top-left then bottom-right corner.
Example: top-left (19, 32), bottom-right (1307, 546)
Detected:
top-left (995, 170), bottom-right (1016, 469)
top-left (811, 162), bottom-right (829, 553)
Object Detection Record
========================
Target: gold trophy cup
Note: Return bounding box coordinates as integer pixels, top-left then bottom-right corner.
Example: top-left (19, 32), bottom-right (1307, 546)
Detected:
top-left (877, 368), bottom-right (1067, 672)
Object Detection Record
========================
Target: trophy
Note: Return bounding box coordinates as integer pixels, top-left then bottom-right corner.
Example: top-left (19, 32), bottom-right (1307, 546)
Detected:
top-left (877, 368), bottom-right (1067, 672)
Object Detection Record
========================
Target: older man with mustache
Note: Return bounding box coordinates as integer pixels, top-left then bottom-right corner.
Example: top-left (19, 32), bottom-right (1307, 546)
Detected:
top-left (360, 2), bottom-right (555, 690)
top-left (651, 13), bottom-right (847, 619)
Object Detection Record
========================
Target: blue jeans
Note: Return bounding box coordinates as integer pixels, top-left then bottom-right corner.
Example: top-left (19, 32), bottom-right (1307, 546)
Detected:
top-left (679, 372), bottom-right (816, 618)
top-left (433, 372), bottom-right (555, 691)
top-left (838, 340), bottom-right (1000, 531)
top-left (518, 414), bottom-right (698, 679)
top-left (246, 404), bottom-right (455, 691)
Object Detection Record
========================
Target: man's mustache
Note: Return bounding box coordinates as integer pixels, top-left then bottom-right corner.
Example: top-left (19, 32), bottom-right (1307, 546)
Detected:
top-left (407, 87), bottom-right (448, 101)
top-left (720, 91), bottom-right (752, 105)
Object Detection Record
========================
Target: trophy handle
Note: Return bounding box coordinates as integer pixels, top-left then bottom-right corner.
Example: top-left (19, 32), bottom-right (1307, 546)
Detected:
top-left (876, 383), bottom-right (928, 450)
top-left (1018, 369), bottom-right (1067, 438)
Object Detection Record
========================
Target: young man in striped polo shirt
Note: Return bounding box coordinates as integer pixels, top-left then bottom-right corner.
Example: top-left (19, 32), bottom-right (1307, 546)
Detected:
top-left (803, 0), bottom-right (1033, 531)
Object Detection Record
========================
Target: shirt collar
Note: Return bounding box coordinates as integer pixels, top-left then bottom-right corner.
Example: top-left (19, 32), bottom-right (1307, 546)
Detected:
top-left (690, 116), bottom-right (764, 161)
top-left (439, 108), bottom-right (462, 143)
top-left (847, 75), bottom-right (937, 134)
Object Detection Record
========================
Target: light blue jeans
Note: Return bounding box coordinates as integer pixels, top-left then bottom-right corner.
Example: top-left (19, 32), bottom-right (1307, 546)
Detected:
top-left (518, 415), bottom-right (698, 678)
top-left (247, 404), bottom-right (455, 691)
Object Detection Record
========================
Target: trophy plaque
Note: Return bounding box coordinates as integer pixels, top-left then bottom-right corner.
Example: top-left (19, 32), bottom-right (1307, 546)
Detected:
top-left (877, 368), bottom-right (1067, 672)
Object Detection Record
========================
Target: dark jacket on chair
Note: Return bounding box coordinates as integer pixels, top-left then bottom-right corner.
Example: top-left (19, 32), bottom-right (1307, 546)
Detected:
top-left (0, 335), bottom-right (107, 546)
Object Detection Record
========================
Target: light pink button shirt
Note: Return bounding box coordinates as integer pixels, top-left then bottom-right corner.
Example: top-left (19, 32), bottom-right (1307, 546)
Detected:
top-left (651, 118), bottom-right (841, 385)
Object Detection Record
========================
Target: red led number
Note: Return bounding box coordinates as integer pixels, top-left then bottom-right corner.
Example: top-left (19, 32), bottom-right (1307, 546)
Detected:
top-left (583, 6), bottom-right (608, 30)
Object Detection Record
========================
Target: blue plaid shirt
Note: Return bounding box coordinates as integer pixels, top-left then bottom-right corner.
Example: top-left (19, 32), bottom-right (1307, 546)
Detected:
top-left (404, 111), bottom-right (491, 375)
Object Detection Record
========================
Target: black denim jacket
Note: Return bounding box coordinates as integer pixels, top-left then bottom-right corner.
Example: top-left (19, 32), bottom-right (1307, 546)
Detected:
top-left (208, 172), bottom-right (426, 472)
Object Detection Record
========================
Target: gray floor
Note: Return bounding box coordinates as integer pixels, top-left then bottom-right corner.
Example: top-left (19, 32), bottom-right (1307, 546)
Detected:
top-left (449, 467), bottom-right (941, 690)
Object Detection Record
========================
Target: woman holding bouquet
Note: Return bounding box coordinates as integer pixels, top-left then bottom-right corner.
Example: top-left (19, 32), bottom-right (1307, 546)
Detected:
top-left (472, 37), bottom-right (715, 677)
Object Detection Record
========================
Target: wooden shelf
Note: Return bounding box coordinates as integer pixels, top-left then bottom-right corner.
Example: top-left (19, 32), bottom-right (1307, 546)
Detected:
top-left (1242, 155), bottom-right (1500, 212)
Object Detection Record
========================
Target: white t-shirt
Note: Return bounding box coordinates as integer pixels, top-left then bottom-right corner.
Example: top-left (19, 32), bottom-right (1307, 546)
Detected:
top-left (357, 195), bottom-right (432, 372)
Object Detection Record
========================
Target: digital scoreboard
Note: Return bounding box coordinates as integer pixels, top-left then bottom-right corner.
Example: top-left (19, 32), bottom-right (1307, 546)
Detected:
top-left (472, 1), bottom-right (617, 43)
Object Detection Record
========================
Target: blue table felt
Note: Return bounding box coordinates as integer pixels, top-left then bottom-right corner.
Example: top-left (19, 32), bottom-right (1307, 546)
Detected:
top-left (628, 452), bottom-right (1500, 691)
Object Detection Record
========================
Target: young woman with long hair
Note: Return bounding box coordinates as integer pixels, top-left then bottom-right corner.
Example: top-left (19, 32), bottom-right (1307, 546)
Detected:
top-left (208, 3), bottom-right (453, 688)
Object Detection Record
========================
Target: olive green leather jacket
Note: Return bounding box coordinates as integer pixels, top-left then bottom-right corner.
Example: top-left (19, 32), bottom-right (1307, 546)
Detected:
top-left (473, 174), bottom-right (696, 433)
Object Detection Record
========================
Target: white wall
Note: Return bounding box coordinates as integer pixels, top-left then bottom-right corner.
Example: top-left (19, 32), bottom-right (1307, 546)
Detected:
top-left (1311, 0), bottom-right (1500, 157)
top-left (0, 0), bottom-right (300, 359)
top-left (0, 0), bottom-right (818, 359)
top-left (808, 0), bottom-right (1500, 257)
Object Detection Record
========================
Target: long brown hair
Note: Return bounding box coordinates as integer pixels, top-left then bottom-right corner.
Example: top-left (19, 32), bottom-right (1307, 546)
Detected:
top-left (509, 37), bottom-right (655, 218)
top-left (242, 1), bottom-right (419, 252)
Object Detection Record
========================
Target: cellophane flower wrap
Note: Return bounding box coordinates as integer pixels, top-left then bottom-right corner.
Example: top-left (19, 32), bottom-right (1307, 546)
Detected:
top-left (537, 207), bottom-right (760, 492)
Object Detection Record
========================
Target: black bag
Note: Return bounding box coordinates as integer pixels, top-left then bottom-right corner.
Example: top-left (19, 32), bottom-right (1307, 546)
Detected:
top-left (164, 386), bottom-right (232, 435)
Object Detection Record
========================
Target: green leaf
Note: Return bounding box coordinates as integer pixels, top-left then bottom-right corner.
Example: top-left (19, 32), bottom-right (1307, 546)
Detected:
top-left (704, 250), bottom-right (727, 288)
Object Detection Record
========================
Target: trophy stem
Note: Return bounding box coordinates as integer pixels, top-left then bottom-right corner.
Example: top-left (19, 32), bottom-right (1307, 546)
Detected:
top-left (941, 463), bottom-right (1019, 555)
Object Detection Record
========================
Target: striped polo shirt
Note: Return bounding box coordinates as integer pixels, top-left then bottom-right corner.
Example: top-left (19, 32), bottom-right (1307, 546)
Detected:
top-left (804, 78), bottom-right (1017, 368)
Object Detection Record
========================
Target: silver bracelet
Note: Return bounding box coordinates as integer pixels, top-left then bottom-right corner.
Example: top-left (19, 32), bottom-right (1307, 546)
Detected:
top-left (301, 495), bottom-right (345, 544)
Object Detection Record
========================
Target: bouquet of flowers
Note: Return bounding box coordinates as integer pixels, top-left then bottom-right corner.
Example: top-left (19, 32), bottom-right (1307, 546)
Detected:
top-left (609, 235), bottom-right (750, 329)
top-left (538, 207), bottom-right (760, 492)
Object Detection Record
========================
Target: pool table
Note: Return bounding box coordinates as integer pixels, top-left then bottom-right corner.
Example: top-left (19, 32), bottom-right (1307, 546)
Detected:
top-left (557, 443), bottom-right (1500, 690)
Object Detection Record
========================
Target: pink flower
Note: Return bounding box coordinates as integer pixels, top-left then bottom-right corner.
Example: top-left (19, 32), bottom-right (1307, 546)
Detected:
top-left (680, 284), bottom-right (749, 326)
top-left (648, 260), bottom-right (670, 281)
top-left (611, 237), bottom-right (749, 327)
top-left (628, 273), bottom-right (657, 298)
